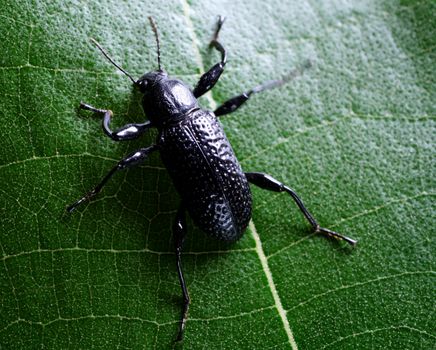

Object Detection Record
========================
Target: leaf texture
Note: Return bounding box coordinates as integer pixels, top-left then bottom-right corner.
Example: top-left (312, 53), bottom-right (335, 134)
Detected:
top-left (0, 0), bottom-right (435, 349)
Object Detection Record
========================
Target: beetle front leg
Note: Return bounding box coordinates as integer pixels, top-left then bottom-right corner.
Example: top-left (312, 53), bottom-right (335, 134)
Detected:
top-left (79, 102), bottom-right (153, 141)
top-left (193, 16), bottom-right (227, 98)
top-left (173, 204), bottom-right (190, 341)
top-left (245, 172), bottom-right (357, 245)
top-left (66, 145), bottom-right (158, 213)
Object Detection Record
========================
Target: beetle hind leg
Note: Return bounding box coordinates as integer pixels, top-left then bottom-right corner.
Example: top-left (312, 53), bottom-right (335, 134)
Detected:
top-left (245, 172), bottom-right (357, 245)
top-left (173, 204), bottom-right (190, 341)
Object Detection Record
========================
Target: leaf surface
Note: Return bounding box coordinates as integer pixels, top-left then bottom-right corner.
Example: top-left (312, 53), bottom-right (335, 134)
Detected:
top-left (0, 0), bottom-right (435, 349)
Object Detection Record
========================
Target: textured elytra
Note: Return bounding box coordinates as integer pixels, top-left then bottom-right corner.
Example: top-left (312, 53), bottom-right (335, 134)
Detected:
top-left (159, 109), bottom-right (252, 241)
top-left (1, 0), bottom-right (435, 349)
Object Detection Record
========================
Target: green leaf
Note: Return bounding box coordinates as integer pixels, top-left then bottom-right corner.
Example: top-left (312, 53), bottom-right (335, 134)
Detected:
top-left (1, 0), bottom-right (434, 349)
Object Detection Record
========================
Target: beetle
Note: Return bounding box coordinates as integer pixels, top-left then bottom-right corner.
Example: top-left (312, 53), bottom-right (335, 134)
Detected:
top-left (67, 16), bottom-right (357, 341)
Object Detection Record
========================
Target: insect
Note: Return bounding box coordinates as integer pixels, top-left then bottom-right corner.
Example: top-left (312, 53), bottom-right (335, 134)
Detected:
top-left (67, 16), bottom-right (357, 341)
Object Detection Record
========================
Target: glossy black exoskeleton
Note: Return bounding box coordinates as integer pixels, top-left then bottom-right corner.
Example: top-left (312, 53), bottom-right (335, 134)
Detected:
top-left (67, 16), bottom-right (357, 341)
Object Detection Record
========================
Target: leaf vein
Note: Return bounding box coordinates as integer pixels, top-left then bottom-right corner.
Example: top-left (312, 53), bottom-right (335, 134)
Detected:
top-left (180, 2), bottom-right (299, 348)
top-left (267, 191), bottom-right (433, 259)
top-left (1, 247), bottom-right (256, 263)
top-left (288, 270), bottom-right (435, 312)
top-left (320, 325), bottom-right (436, 349)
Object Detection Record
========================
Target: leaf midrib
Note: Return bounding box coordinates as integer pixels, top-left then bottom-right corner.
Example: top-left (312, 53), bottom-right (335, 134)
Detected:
top-left (180, 1), bottom-right (298, 348)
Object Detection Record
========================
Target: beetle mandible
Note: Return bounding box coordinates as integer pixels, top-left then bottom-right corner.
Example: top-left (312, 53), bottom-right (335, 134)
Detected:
top-left (67, 16), bottom-right (357, 341)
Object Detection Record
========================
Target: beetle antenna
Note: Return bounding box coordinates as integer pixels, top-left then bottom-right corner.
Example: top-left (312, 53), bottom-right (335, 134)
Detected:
top-left (148, 16), bottom-right (162, 71)
top-left (89, 37), bottom-right (137, 84)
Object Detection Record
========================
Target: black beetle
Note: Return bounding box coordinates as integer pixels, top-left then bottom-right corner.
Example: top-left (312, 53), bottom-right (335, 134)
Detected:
top-left (67, 16), bottom-right (357, 341)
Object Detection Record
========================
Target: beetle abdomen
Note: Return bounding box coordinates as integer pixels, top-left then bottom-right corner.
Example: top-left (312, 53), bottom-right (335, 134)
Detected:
top-left (158, 109), bottom-right (252, 241)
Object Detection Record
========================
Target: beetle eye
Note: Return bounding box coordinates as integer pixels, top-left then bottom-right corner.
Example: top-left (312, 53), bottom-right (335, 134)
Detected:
top-left (137, 79), bottom-right (148, 92)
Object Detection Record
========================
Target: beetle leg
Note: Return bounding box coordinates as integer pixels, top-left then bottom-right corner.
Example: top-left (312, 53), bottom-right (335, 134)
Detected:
top-left (245, 172), bottom-right (357, 245)
top-left (79, 102), bottom-right (153, 141)
top-left (66, 145), bottom-right (158, 213)
top-left (173, 204), bottom-right (190, 341)
top-left (193, 15), bottom-right (227, 98)
top-left (214, 60), bottom-right (313, 117)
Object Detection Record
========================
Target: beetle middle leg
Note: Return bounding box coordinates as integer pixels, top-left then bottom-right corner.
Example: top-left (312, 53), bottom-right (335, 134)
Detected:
top-left (214, 60), bottom-right (313, 117)
top-left (193, 15), bottom-right (227, 98)
top-left (79, 102), bottom-right (153, 141)
top-left (66, 145), bottom-right (158, 213)
top-left (245, 172), bottom-right (357, 245)
top-left (173, 204), bottom-right (190, 341)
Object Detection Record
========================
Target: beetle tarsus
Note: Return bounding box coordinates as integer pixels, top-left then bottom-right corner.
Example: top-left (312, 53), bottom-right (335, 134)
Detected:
top-left (79, 102), bottom-right (152, 141)
top-left (193, 16), bottom-right (227, 97)
top-left (315, 226), bottom-right (357, 246)
top-left (245, 172), bottom-right (358, 246)
top-left (211, 15), bottom-right (226, 43)
top-left (66, 197), bottom-right (85, 213)
top-left (173, 204), bottom-right (190, 342)
top-left (67, 146), bottom-right (157, 213)
top-left (209, 15), bottom-right (226, 63)
top-left (209, 15), bottom-right (227, 64)
top-left (79, 102), bottom-right (106, 114)
top-left (214, 60), bottom-right (313, 117)
top-left (176, 297), bottom-right (190, 342)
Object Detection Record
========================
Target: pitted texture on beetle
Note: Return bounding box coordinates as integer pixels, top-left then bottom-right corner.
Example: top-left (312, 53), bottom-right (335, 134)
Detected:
top-left (158, 110), bottom-right (252, 241)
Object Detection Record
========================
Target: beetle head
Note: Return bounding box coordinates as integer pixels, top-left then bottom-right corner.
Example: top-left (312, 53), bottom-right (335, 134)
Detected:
top-left (136, 70), bottom-right (167, 93)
